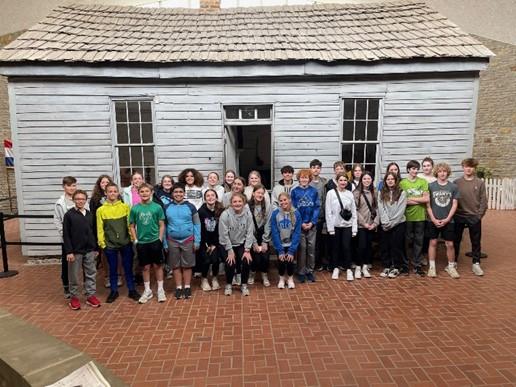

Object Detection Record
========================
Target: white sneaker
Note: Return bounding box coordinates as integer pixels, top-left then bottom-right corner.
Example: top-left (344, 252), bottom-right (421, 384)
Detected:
top-left (287, 276), bottom-right (295, 289)
top-left (224, 284), bottom-right (232, 296)
top-left (157, 288), bottom-right (167, 302)
top-left (193, 272), bottom-right (202, 278)
top-left (427, 266), bottom-right (437, 278)
top-left (211, 277), bottom-right (221, 291)
top-left (362, 265), bottom-right (371, 278)
top-left (117, 276), bottom-right (123, 287)
top-left (278, 276), bottom-right (285, 289)
top-left (331, 268), bottom-right (339, 280)
top-left (380, 268), bottom-right (390, 278)
top-left (445, 264), bottom-right (460, 279)
top-left (248, 271), bottom-right (255, 285)
top-left (138, 289), bottom-right (153, 304)
top-left (241, 284), bottom-right (250, 296)
top-left (262, 273), bottom-right (271, 287)
top-left (472, 263), bottom-right (484, 276)
top-left (201, 278), bottom-right (212, 291)
top-left (232, 273), bottom-right (241, 286)
top-left (354, 266), bottom-right (361, 279)
top-left (346, 269), bottom-right (354, 281)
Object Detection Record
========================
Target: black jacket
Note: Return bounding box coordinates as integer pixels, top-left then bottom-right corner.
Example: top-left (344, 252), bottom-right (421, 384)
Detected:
top-left (63, 208), bottom-right (96, 255)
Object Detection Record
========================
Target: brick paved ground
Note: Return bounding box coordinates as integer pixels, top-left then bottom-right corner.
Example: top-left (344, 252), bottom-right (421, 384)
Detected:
top-left (1, 211), bottom-right (515, 387)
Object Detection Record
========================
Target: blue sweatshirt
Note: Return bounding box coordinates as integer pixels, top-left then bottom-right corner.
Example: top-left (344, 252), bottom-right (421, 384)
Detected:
top-left (270, 208), bottom-right (302, 255)
top-left (164, 200), bottom-right (201, 248)
top-left (290, 185), bottom-right (320, 225)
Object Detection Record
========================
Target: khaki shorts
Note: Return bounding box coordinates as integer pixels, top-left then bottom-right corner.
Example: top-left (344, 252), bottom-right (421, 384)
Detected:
top-left (167, 239), bottom-right (196, 269)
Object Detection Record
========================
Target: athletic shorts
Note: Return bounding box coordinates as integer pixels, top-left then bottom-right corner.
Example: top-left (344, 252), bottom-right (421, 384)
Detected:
top-left (426, 221), bottom-right (455, 242)
top-left (137, 240), bottom-right (164, 266)
top-left (167, 239), bottom-right (196, 269)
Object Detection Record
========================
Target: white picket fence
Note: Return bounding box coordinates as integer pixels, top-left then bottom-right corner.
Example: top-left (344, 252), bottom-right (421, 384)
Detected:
top-left (484, 178), bottom-right (516, 210)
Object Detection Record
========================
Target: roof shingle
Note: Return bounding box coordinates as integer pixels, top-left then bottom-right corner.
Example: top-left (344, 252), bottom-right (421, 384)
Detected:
top-left (0, 1), bottom-right (493, 64)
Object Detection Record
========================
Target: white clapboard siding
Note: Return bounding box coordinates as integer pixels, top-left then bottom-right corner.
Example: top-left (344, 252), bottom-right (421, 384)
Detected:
top-left (10, 75), bottom-right (479, 255)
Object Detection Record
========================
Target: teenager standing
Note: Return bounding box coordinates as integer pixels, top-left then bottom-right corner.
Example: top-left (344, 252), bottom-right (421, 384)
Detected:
top-left (309, 159), bottom-right (329, 272)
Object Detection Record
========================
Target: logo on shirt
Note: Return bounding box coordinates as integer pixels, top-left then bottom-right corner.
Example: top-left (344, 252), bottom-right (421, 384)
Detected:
top-left (204, 217), bottom-right (217, 232)
top-left (297, 195), bottom-right (314, 208)
top-left (433, 191), bottom-right (452, 208)
top-left (139, 211), bottom-right (153, 225)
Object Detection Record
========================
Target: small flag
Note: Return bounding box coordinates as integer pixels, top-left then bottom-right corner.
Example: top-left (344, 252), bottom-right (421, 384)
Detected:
top-left (4, 139), bottom-right (14, 166)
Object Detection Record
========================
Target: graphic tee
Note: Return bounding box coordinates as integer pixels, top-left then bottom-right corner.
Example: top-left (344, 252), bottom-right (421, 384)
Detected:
top-left (428, 181), bottom-right (460, 221)
top-left (399, 177), bottom-right (429, 222)
top-left (129, 201), bottom-right (165, 243)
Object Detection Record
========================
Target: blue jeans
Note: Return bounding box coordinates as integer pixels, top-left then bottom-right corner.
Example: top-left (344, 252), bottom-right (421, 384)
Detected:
top-left (104, 244), bottom-right (135, 292)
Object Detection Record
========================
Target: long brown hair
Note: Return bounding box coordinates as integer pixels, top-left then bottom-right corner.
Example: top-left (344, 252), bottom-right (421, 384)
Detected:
top-left (380, 172), bottom-right (402, 204)
top-left (248, 184), bottom-right (267, 215)
top-left (91, 174), bottom-right (113, 204)
top-left (178, 168), bottom-right (204, 187)
top-left (203, 189), bottom-right (224, 218)
top-left (357, 171), bottom-right (377, 209)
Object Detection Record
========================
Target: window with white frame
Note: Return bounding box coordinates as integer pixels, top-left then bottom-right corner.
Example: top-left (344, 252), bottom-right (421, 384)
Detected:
top-left (114, 100), bottom-right (156, 187)
top-left (341, 98), bottom-right (380, 177)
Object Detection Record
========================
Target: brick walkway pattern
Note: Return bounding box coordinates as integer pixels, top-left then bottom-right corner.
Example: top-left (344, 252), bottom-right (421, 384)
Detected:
top-left (0, 211), bottom-right (515, 387)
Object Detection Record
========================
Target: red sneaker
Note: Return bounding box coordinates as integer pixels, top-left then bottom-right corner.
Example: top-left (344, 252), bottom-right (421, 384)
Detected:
top-left (69, 296), bottom-right (81, 310)
top-left (86, 295), bottom-right (101, 308)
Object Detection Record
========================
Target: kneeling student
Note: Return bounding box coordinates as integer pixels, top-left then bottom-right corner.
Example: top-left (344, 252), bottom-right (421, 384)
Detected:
top-left (130, 184), bottom-right (167, 303)
top-left (63, 190), bottom-right (101, 310)
top-left (427, 162), bottom-right (460, 278)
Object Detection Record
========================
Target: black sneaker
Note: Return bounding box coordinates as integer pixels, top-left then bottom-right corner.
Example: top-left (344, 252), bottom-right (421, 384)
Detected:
top-left (63, 286), bottom-right (71, 299)
top-left (183, 287), bottom-right (191, 299)
top-left (400, 267), bottom-right (410, 276)
top-left (175, 288), bottom-right (183, 300)
top-left (315, 266), bottom-right (323, 272)
top-left (128, 290), bottom-right (140, 301)
top-left (106, 291), bottom-right (119, 303)
top-left (414, 267), bottom-right (426, 276)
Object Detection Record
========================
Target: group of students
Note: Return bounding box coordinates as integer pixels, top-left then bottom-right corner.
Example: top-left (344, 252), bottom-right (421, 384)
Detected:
top-left (54, 156), bottom-right (487, 309)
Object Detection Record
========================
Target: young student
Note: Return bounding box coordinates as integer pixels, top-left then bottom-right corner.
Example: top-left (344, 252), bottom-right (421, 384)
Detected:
top-left (178, 168), bottom-right (204, 210)
top-left (353, 171), bottom-right (379, 279)
top-left (219, 193), bottom-right (255, 296)
top-left (63, 190), bottom-right (101, 310)
top-left (453, 158), bottom-right (488, 276)
top-left (244, 170), bottom-right (271, 206)
top-left (325, 173), bottom-right (357, 281)
top-left (163, 183), bottom-right (201, 299)
top-left (153, 175), bottom-right (174, 208)
top-left (309, 159), bottom-right (329, 272)
top-left (378, 173), bottom-right (407, 279)
top-left (223, 170), bottom-right (236, 193)
top-left (377, 162), bottom-right (402, 191)
top-left (271, 192), bottom-right (302, 289)
top-left (248, 184), bottom-right (272, 287)
top-left (203, 172), bottom-right (225, 203)
top-left (399, 160), bottom-right (429, 276)
top-left (290, 169), bottom-right (320, 283)
top-left (198, 189), bottom-right (225, 291)
top-left (121, 171), bottom-right (143, 207)
top-left (97, 183), bottom-right (140, 303)
top-left (418, 157), bottom-right (437, 184)
top-left (325, 161), bottom-right (346, 192)
top-left (222, 176), bottom-right (246, 208)
top-left (129, 184), bottom-right (166, 303)
top-left (271, 165), bottom-right (297, 208)
top-left (90, 175), bottom-right (118, 289)
top-left (350, 163), bottom-right (364, 191)
top-left (426, 163), bottom-right (460, 278)
top-left (53, 176), bottom-right (78, 299)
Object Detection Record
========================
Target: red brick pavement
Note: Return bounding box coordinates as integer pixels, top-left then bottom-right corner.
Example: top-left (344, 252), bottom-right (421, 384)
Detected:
top-left (0, 211), bottom-right (515, 386)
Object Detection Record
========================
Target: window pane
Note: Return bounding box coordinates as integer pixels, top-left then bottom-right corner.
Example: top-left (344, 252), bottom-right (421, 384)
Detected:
top-left (119, 146), bottom-right (130, 166)
top-left (343, 99), bottom-right (355, 120)
top-left (143, 167), bottom-right (155, 185)
top-left (129, 123), bottom-right (141, 144)
top-left (342, 143), bottom-right (352, 164)
top-left (131, 146), bottom-right (143, 167)
top-left (241, 106), bottom-right (255, 119)
top-left (128, 102), bottom-right (140, 122)
top-left (356, 99), bottom-right (367, 120)
top-left (355, 121), bottom-right (366, 141)
top-left (140, 101), bottom-right (152, 122)
top-left (368, 99), bottom-right (379, 119)
top-left (120, 167), bottom-right (132, 187)
top-left (366, 143), bottom-right (377, 164)
top-left (354, 143), bottom-right (365, 164)
top-left (257, 106), bottom-right (271, 119)
top-left (116, 123), bottom-right (128, 144)
top-left (115, 102), bottom-right (127, 122)
top-left (367, 120), bottom-right (378, 141)
top-left (142, 123), bottom-right (153, 144)
top-left (343, 120), bottom-right (354, 141)
top-left (143, 146), bottom-right (154, 165)
top-left (225, 106), bottom-right (239, 119)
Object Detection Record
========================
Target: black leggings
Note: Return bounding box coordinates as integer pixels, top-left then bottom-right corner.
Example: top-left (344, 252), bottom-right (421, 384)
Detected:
top-left (224, 245), bottom-right (251, 285)
top-left (251, 250), bottom-right (269, 273)
top-left (380, 222), bottom-right (406, 269)
top-left (356, 228), bottom-right (375, 266)
top-left (331, 227), bottom-right (352, 270)
top-left (277, 248), bottom-right (295, 276)
top-left (200, 245), bottom-right (223, 278)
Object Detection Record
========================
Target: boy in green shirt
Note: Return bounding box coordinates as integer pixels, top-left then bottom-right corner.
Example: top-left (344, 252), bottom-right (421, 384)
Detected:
top-left (399, 160), bottom-right (429, 276)
top-left (130, 184), bottom-right (166, 304)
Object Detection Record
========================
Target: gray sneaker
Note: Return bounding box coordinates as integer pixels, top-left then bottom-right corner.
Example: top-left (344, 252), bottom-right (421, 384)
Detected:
top-left (138, 289), bottom-right (153, 304)
top-left (241, 284), bottom-right (250, 296)
top-left (224, 284), bottom-right (232, 296)
top-left (445, 264), bottom-right (460, 279)
top-left (472, 263), bottom-right (484, 276)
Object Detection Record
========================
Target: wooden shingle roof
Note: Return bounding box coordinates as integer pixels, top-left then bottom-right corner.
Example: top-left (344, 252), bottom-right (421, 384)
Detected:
top-left (0, 1), bottom-right (493, 64)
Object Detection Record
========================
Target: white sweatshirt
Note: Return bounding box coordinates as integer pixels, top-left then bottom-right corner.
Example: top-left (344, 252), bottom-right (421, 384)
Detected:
top-left (325, 188), bottom-right (358, 235)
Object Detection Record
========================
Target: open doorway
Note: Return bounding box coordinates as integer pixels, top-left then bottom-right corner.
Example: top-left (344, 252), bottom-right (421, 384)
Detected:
top-left (224, 125), bottom-right (272, 188)
top-left (223, 105), bottom-right (273, 189)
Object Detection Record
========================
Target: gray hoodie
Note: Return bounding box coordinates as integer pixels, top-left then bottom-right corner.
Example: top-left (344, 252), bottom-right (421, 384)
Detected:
top-left (378, 190), bottom-right (407, 231)
top-left (53, 195), bottom-right (75, 239)
top-left (218, 207), bottom-right (255, 251)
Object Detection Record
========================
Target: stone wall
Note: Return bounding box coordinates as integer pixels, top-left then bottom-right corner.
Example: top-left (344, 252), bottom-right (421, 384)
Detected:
top-left (473, 35), bottom-right (516, 178)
